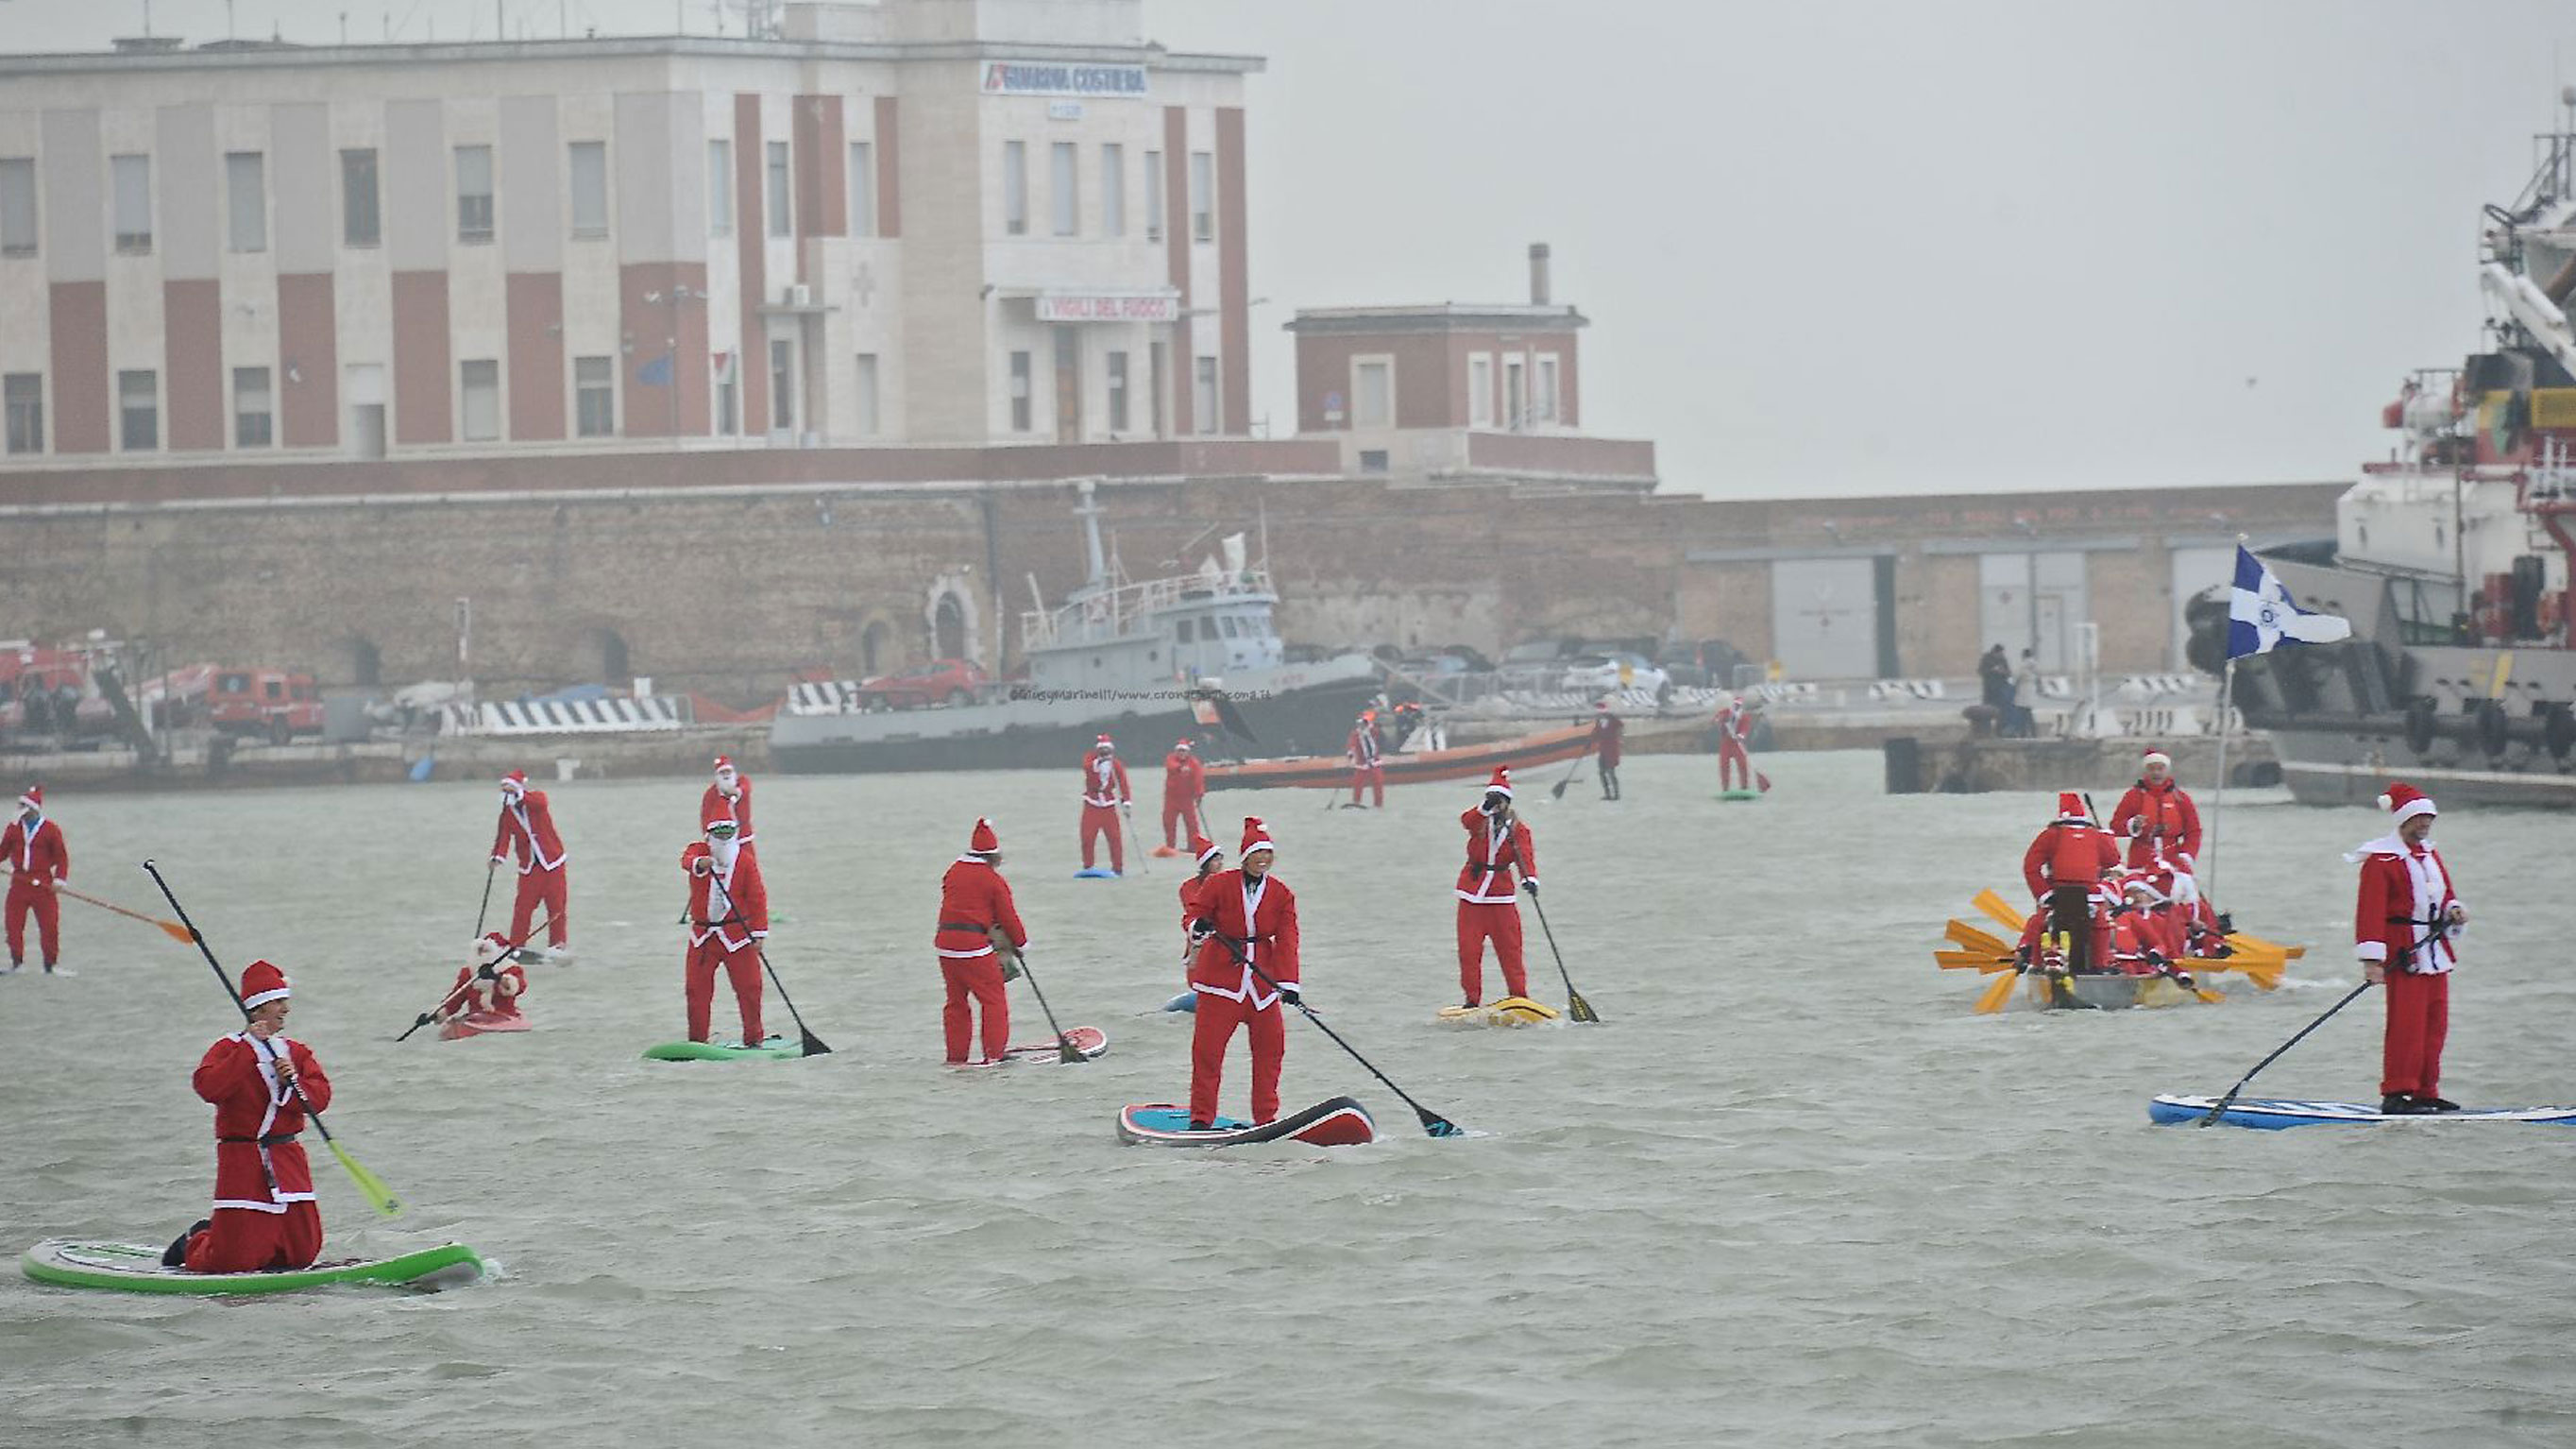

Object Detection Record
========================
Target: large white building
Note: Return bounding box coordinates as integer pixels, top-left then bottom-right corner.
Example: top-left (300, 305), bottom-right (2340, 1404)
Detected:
top-left (0, 0), bottom-right (1258, 467)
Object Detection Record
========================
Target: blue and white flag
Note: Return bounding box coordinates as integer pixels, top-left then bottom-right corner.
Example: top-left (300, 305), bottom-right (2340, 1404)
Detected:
top-left (2228, 545), bottom-right (2350, 657)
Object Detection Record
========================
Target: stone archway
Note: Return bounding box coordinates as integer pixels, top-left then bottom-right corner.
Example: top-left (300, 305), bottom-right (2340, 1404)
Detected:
top-left (860, 619), bottom-right (894, 677)
top-left (924, 573), bottom-right (981, 666)
top-left (581, 626), bottom-right (631, 687)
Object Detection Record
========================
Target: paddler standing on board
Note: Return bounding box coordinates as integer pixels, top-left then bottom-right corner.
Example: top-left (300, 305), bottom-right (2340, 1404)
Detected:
top-left (1714, 695), bottom-right (1757, 793)
top-left (1590, 701), bottom-right (1625, 801)
top-left (1456, 768), bottom-right (1537, 1008)
top-left (1186, 817), bottom-right (1300, 1128)
top-left (1078, 736), bottom-right (1130, 876)
top-left (2021, 792), bottom-right (2121, 1008)
top-left (2109, 748), bottom-right (2201, 876)
top-left (163, 960), bottom-right (330, 1271)
top-left (4, 784), bottom-right (68, 975)
top-left (2350, 783), bottom-right (2467, 1115)
top-left (935, 818), bottom-right (1029, 1065)
top-left (437, 932), bottom-right (530, 1029)
top-left (703, 755), bottom-right (754, 857)
top-left (1161, 738), bottom-right (1206, 851)
top-left (491, 770), bottom-right (570, 960)
top-left (1347, 709), bottom-right (1386, 809)
top-left (682, 811), bottom-right (768, 1047)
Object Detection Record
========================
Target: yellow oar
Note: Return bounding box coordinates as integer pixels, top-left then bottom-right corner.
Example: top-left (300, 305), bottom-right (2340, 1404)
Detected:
top-left (1972, 889), bottom-right (2026, 932)
top-left (1973, 968), bottom-right (2022, 1014)
top-left (1936, 950), bottom-right (2012, 971)
top-left (1945, 919), bottom-right (2010, 955)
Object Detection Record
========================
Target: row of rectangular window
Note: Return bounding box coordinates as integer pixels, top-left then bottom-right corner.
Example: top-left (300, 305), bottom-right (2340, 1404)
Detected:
top-left (1006, 348), bottom-right (1218, 434)
top-left (1000, 141), bottom-right (1206, 242)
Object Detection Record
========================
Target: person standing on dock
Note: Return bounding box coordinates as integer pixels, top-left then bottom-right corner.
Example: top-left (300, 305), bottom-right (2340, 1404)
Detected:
top-left (166, 960), bottom-right (330, 1272)
top-left (1186, 817), bottom-right (1300, 1127)
top-left (1347, 710), bottom-right (1386, 808)
top-left (936, 818), bottom-right (1028, 1065)
top-left (2350, 783), bottom-right (2466, 1115)
top-left (4, 784), bottom-right (68, 975)
top-left (491, 771), bottom-right (570, 959)
top-left (1455, 769), bottom-right (1538, 1007)
top-left (1078, 737), bottom-right (1131, 875)
top-left (702, 755), bottom-right (754, 856)
top-left (1591, 701), bottom-right (1625, 800)
top-left (682, 813), bottom-right (768, 1047)
top-left (2109, 749), bottom-right (2201, 875)
top-left (1161, 739), bottom-right (1207, 849)
top-left (2021, 793), bottom-right (2121, 997)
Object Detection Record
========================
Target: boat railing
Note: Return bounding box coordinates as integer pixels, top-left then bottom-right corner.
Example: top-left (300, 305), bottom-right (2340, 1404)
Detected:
top-left (1021, 567), bottom-right (1277, 649)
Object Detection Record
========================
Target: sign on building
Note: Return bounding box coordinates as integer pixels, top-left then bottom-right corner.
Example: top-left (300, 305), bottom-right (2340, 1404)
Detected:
top-left (1035, 291), bottom-right (1181, 323)
top-left (980, 61), bottom-right (1150, 98)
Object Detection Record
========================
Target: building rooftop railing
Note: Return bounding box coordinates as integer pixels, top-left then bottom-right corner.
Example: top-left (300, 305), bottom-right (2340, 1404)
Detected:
top-left (1022, 568), bottom-right (1275, 651)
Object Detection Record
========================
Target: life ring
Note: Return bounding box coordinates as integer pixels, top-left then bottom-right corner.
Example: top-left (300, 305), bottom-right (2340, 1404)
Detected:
top-left (2545, 704), bottom-right (2576, 761)
top-left (2402, 696), bottom-right (2438, 757)
top-left (2475, 698), bottom-right (2510, 759)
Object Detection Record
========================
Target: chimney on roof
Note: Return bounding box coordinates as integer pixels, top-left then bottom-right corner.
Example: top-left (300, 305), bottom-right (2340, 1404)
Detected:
top-left (1529, 243), bottom-right (1551, 307)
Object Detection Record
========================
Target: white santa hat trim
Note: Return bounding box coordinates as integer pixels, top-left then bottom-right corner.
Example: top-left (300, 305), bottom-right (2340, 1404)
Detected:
top-left (2141, 750), bottom-right (2171, 769)
top-left (16, 791), bottom-right (38, 813)
top-left (242, 987), bottom-right (291, 1008)
top-left (2376, 791), bottom-right (2437, 827)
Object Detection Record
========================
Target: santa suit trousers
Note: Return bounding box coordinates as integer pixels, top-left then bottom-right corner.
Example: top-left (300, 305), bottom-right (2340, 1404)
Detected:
top-left (509, 865), bottom-right (569, 946)
top-left (1079, 804), bottom-right (1125, 873)
top-left (5, 879), bottom-right (60, 963)
top-left (941, 953), bottom-right (1011, 1064)
top-left (1349, 764), bottom-right (1384, 807)
top-left (1457, 900), bottom-right (1530, 1004)
top-left (686, 938), bottom-right (765, 1045)
top-left (1190, 992), bottom-right (1285, 1126)
top-left (1718, 739), bottom-right (1752, 790)
top-left (2381, 968), bottom-right (2450, 1100)
top-left (184, 1202), bottom-right (324, 1274)
top-left (1161, 798), bottom-right (1195, 847)
top-left (2046, 887), bottom-right (2098, 974)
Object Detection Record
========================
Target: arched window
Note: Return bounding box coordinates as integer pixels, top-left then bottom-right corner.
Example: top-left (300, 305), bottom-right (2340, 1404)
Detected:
top-left (861, 620), bottom-right (893, 677)
top-left (934, 594), bottom-right (966, 660)
top-left (587, 628), bottom-right (630, 685)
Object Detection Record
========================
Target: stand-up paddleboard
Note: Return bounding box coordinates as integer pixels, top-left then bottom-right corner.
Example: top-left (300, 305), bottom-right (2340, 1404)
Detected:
top-left (1073, 867), bottom-right (1122, 879)
top-left (1160, 992), bottom-right (1198, 1014)
top-left (1436, 997), bottom-right (1561, 1028)
top-left (1717, 790), bottom-right (1761, 802)
top-left (1116, 1097), bottom-right (1377, 1148)
top-left (1148, 845), bottom-right (1182, 859)
top-left (642, 1034), bottom-right (804, 1062)
top-left (438, 1011), bottom-right (532, 1040)
top-left (2149, 1094), bottom-right (2576, 1129)
top-left (999, 1025), bottom-right (1109, 1062)
top-left (22, 1238), bottom-right (484, 1295)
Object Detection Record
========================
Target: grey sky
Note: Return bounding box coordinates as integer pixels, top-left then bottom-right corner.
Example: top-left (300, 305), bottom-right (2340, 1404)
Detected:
top-left (7, 0), bottom-right (2571, 498)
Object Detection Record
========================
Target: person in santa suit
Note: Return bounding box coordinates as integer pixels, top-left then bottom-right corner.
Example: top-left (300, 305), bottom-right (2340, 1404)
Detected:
top-left (162, 960), bottom-right (331, 1271)
top-left (1077, 737), bottom-right (1130, 875)
top-left (438, 931), bottom-right (531, 1026)
top-left (934, 818), bottom-right (1030, 1065)
top-left (2107, 876), bottom-right (2190, 981)
top-left (3, 784), bottom-right (68, 975)
top-left (1186, 817), bottom-right (1301, 1128)
top-left (1714, 696), bottom-right (1756, 791)
top-left (681, 813), bottom-right (769, 1046)
top-left (1168, 830), bottom-right (1225, 1011)
top-left (490, 770), bottom-right (570, 958)
top-left (1589, 701), bottom-right (1625, 800)
top-left (702, 755), bottom-right (754, 856)
top-left (2349, 782), bottom-right (2468, 1114)
top-left (2021, 792), bottom-right (2121, 1003)
top-left (2108, 748), bottom-right (2202, 874)
top-left (1160, 739), bottom-right (1207, 849)
top-left (1455, 768), bottom-right (1538, 1007)
top-left (1345, 710), bottom-right (1386, 809)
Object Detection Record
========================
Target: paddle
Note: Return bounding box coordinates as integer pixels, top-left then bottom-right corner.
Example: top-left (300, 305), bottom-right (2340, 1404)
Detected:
top-left (396, 913), bottom-right (556, 1042)
top-left (2196, 981), bottom-right (2374, 1127)
top-left (703, 861), bottom-right (830, 1057)
top-left (142, 861), bottom-right (403, 1218)
top-left (1972, 889), bottom-right (2027, 932)
top-left (1120, 800), bottom-right (1148, 875)
top-left (1009, 947), bottom-right (1086, 1064)
top-left (1523, 889), bottom-right (1599, 1023)
top-left (1973, 964), bottom-right (2024, 1014)
top-left (1547, 739), bottom-right (1596, 800)
top-left (472, 850), bottom-right (500, 938)
top-left (1212, 932), bottom-right (1463, 1138)
top-left (52, 882), bottom-right (193, 944)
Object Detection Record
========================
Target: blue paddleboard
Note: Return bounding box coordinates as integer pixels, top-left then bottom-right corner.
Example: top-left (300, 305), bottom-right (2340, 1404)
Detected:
top-left (2150, 1094), bottom-right (2576, 1129)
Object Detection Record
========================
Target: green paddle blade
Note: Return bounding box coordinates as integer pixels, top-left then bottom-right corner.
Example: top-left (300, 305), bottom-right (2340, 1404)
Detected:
top-left (330, 1138), bottom-right (404, 1218)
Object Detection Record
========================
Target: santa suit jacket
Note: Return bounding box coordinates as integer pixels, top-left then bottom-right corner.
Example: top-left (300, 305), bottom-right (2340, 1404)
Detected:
top-left (935, 858), bottom-right (1028, 961)
top-left (1163, 752), bottom-right (1206, 805)
top-left (195, 1032), bottom-right (330, 1212)
top-left (449, 962), bottom-right (529, 1017)
top-left (682, 844), bottom-right (769, 950)
top-left (1456, 808), bottom-right (1538, 903)
top-left (1592, 714), bottom-right (1625, 766)
top-left (2352, 838), bottom-right (2463, 974)
top-left (1189, 868), bottom-right (1300, 1007)
top-left (1081, 754), bottom-right (1131, 807)
top-left (701, 777), bottom-right (754, 843)
top-left (1347, 724), bottom-right (1382, 768)
top-left (493, 793), bottom-right (568, 872)
top-left (2, 815), bottom-right (67, 886)
top-left (2109, 778), bottom-right (2202, 867)
top-left (2022, 822), bottom-right (2120, 900)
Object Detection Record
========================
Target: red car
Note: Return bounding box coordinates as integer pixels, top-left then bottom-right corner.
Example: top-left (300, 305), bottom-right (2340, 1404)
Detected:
top-left (207, 669), bottom-right (325, 742)
top-left (853, 658), bottom-right (990, 710)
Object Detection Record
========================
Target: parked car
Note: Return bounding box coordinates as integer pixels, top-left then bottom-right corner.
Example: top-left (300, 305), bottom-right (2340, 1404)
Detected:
top-left (1497, 638), bottom-right (1586, 691)
top-left (1655, 639), bottom-right (1750, 690)
top-left (207, 668), bottom-right (326, 743)
top-left (1560, 653), bottom-right (1670, 698)
top-left (853, 658), bottom-right (991, 710)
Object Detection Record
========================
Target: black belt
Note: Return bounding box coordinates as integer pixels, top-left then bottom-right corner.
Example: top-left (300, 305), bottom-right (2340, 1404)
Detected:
top-left (939, 921), bottom-right (991, 934)
top-left (219, 1134), bottom-right (300, 1146)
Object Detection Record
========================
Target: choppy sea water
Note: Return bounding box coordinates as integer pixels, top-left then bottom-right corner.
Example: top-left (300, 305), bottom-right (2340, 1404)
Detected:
top-left (2, 752), bottom-right (2572, 1448)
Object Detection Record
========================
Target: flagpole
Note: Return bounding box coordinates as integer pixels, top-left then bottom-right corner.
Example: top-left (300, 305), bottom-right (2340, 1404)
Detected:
top-left (2203, 654), bottom-right (2236, 905)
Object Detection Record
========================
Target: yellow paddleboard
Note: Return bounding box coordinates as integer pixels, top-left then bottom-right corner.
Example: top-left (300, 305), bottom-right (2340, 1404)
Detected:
top-left (1436, 997), bottom-right (1562, 1028)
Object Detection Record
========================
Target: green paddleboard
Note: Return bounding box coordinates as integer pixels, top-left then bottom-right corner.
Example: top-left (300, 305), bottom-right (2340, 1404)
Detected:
top-left (22, 1238), bottom-right (483, 1295)
top-left (642, 1035), bottom-right (805, 1062)
top-left (1718, 790), bottom-right (1762, 801)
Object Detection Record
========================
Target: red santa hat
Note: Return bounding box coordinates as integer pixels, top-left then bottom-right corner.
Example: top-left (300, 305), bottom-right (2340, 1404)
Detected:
top-left (1191, 829), bottom-right (1222, 867)
top-left (240, 959), bottom-right (292, 1010)
top-left (500, 769), bottom-right (529, 795)
top-left (1174, 738), bottom-right (1194, 753)
top-left (968, 817), bottom-right (1000, 854)
top-left (2141, 748), bottom-right (2171, 770)
top-left (1239, 815), bottom-right (1275, 857)
top-left (2054, 792), bottom-right (2087, 822)
top-left (2377, 781), bottom-right (2437, 827)
top-left (713, 754), bottom-right (737, 777)
top-left (474, 931), bottom-right (512, 966)
top-left (16, 784), bottom-right (39, 812)
top-left (1484, 767), bottom-right (1514, 799)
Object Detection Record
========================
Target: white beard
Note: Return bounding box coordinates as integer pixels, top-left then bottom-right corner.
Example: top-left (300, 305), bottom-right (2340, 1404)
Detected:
top-left (710, 836), bottom-right (740, 871)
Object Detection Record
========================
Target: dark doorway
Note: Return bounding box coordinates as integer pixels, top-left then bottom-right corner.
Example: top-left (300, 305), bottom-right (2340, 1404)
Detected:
top-left (933, 595), bottom-right (966, 660)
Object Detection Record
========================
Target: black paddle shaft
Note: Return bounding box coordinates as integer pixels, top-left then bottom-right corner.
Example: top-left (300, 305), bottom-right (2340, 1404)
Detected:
top-left (1009, 948), bottom-right (1084, 1063)
top-left (1211, 932), bottom-right (1461, 1137)
top-left (473, 835), bottom-right (501, 938)
top-left (703, 861), bottom-right (831, 1056)
top-left (1549, 740), bottom-right (1596, 798)
top-left (1523, 890), bottom-right (1599, 1023)
top-left (2197, 980), bottom-right (2373, 1126)
top-left (396, 910), bottom-right (560, 1042)
top-left (142, 861), bottom-right (343, 1147)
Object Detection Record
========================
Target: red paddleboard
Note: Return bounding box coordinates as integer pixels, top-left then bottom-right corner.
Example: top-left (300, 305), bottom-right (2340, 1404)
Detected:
top-left (439, 1012), bottom-right (532, 1040)
top-left (1000, 1025), bottom-right (1109, 1063)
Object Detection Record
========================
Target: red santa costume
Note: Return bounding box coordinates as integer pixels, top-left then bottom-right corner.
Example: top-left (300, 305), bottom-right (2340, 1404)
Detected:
top-left (180, 960), bottom-right (330, 1273)
top-left (681, 812), bottom-right (769, 1045)
top-left (935, 818), bottom-right (1029, 1064)
top-left (2108, 750), bottom-right (2203, 874)
top-left (1591, 703), bottom-right (1625, 800)
top-left (1715, 699), bottom-right (1755, 791)
top-left (1175, 831), bottom-right (1224, 995)
top-left (4, 785), bottom-right (68, 972)
top-left (1347, 712), bottom-right (1386, 808)
top-left (2021, 793), bottom-right (2122, 975)
top-left (1187, 817), bottom-right (1300, 1126)
top-left (2349, 783), bottom-right (2466, 1112)
top-left (2108, 878), bottom-right (2185, 976)
top-left (1078, 738), bottom-right (1131, 874)
top-left (701, 755), bottom-right (755, 855)
top-left (490, 771), bottom-right (569, 950)
top-left (1161, 740), bottom-right (1207, 847)
top-left (1455, 768), bottom-right (1538, 1005)
top-left (445, 932), bottom-right (530, 1022)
